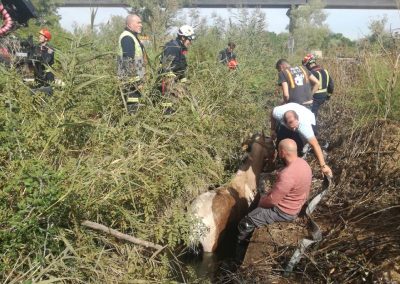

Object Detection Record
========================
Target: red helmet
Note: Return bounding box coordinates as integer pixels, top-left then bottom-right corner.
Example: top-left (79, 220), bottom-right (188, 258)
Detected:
top-left (39, 28), bottom-right (52, 41)
top-left (302, 53), bottom-right (316, 66)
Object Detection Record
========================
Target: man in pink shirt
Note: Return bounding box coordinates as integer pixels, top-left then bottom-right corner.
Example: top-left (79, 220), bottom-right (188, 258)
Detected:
top-left (236, 138), bottom-right (312, 244)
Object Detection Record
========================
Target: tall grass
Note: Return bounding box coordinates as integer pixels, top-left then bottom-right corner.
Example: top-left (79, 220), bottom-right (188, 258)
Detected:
top-left (0, 26), bottom-right (281, 281)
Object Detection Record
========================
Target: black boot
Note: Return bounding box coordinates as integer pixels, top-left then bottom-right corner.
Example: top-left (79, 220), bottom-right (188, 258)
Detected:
top-left (234, 217), bottom-right (256, 265)
top-left (237, 216), bottom-right (256, 243)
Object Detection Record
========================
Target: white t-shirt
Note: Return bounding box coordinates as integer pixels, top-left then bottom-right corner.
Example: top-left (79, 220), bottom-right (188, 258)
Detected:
top-left (272, 103), bottom-right (316, 141)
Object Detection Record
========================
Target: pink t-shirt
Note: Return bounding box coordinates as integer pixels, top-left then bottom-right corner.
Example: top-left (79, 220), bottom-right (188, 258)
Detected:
top-left (258, 158), bottom-right (312, 215)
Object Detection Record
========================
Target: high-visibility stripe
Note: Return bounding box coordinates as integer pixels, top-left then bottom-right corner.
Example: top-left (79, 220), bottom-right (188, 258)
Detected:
top-left (285, 69), bottom-right (295, 88)
top-left (325, 70), bottom-right (330, 90)
top-left (117, 30), bottom-right (145, 81)
top-left (314, 70), bottom-right (329, 94)
top-left (299, 66), bottom-right (309, 83)
top-left (127, 97), bottom-right (139, 103)
top-left (118, 31), bottom-right (143, 58)
top-left (165, 71), bottom-right (176, 78)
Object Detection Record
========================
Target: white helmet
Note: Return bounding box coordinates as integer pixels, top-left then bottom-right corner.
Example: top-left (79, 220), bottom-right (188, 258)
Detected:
top-left (178, 25), bottom-right (195, 40)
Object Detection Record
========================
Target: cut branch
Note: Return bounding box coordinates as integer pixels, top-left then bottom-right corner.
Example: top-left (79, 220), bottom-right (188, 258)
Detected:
top-left (82, 220), bottom-right (164, 251)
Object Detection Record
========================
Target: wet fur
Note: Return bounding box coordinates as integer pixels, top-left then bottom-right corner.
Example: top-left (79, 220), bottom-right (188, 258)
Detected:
top-left (189, 134), bottom-right (275, 253)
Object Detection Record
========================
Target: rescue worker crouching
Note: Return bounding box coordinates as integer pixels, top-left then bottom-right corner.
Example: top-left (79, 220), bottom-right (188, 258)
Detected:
top-left (117, 14), bottom-right (146, 114)
top-left (218, 42), bottom-right (238, 70)
top-left (302, 54), bottom-right (334, 119)
top-left (32, 28), bottom-right (55, 95)
top-left (159, 25), bottom-right (195, 115)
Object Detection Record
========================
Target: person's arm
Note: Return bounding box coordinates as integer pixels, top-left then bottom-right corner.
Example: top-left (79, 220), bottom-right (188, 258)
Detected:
top-left (277, 71), bottom-right (289, 102)
top-left (218, 50), bottom-right (224, 63)
top-left (258, 171), bottom-right (293, 208)
top-left (164, 45), bottom-right (186, 74)
top-left (308, 137), bottom-right (333, 177)
top-left (282, 81), bottom-right (290, 103)
top-left (121, 36), bottom-right (135, 58)
top-left (327, 73), bottom-right (334, 94)
top-left (40, 45), bottom-right (54, 66)
top-left (309, 74), bottom-right (320, 94)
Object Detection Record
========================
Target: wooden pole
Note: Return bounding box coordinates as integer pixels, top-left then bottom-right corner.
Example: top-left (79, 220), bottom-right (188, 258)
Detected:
top-left (81, 220), bottom-right (164, 251)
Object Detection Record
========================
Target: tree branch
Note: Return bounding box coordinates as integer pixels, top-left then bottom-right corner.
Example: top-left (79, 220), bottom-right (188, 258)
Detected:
top-left (82, 220), bottom-right (164, 251)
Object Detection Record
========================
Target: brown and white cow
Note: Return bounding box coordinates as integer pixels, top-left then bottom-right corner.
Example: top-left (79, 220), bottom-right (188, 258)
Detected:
top-left (189, 133), bottom-right (275, 253)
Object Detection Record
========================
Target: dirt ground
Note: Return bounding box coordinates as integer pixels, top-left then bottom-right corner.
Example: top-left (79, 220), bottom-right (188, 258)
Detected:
top-left (237, 118), bottom-right (400, 283)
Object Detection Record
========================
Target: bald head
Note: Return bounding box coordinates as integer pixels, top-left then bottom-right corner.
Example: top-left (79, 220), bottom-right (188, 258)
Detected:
top-left (126, 14), bottom-right (142, 34)
top-left (279, 139), bottom-right (297, 153)
top-left (283, 110), bottom-right (300, 131)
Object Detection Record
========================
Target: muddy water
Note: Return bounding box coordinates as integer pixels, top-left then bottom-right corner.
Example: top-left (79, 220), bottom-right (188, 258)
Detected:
top-left (181, 226), bottom-right (241, 282)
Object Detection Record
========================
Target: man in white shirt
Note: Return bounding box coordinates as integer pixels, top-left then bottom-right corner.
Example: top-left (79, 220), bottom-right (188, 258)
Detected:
top-left (270, 103), bottom-right (333, 177)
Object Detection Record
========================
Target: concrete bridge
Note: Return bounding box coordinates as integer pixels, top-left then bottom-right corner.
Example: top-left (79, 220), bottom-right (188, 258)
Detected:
top-left (58, 0), bottom-right (399, 9)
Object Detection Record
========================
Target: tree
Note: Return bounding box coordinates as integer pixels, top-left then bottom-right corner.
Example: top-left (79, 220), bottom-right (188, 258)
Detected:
top-left (127, 0), bottom-right (182, 50)
top-left (31, 0), bottom-right (61, 28)
top-left (288, 0), bottom-right (330, 51)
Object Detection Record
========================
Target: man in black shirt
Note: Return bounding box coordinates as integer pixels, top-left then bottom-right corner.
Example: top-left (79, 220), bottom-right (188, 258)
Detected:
top-left (218, 42), bottom-right (237, 70)
top-left (160, 25), bottom-right (195, 114)
top-left (275, 59), bottom-right (319, 109)
top-left (34, 29), bottom-right (54, 85)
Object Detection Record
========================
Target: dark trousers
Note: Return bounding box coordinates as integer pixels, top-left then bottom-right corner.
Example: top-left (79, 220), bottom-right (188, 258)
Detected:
top-left (277, 125), bottom-right (305, 157)
top-left (124, 85), bottom-right (142, 114)
top-left (311, 94), bottom-right (328, 119)
top-left (276, 124), bottom-right (318, 156)
top-left (237, 206), bottom-right (296, 242)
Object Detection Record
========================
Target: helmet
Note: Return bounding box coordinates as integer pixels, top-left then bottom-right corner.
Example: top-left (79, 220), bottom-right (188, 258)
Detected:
top-left (178, 25), bottom-right (195, 40)
top-left (39, 28), bottom-right (52, 41)
top-left (228, 59), bottom-right (238, 70)
top-left (302, 53), bottom-right (316, 66)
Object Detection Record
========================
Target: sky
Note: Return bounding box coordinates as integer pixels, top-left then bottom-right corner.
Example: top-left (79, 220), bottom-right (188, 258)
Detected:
top-left (58, 7), bottom-right (400, 40)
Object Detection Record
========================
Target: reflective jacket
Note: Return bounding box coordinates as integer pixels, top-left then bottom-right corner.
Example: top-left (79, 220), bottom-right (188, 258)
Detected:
top-left (310, 65), bottom-right (334, 96)
top-left (117, 29), bottom-right (145, 82)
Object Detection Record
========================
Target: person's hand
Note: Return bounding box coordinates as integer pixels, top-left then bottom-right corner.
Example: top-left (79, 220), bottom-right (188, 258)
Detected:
top-left (321, 164), bottom-right (333, 178)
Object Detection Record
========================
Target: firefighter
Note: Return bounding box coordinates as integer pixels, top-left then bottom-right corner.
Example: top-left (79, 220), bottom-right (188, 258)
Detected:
top-left (218, 42), bottom-right (238, 70)
top-left (117, 14), bottom-right (146, 114)
top-left (160, 25), bottom-right (195, 115)
top-left (33, 28), bottom-right (54, 90)
top-left (275, 59), bottom-right (319, 109)
top-left (302, 54), bottom-right (334, 119)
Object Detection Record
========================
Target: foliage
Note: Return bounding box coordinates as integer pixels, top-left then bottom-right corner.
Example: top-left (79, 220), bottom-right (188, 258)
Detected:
top-left (1, 2), bottom-right (397, 282)
top-left (288, 0), bottom-right (330, 52)
top-left (127, 0), bottom-right (183, 49)
top-left (0, 12), bottom-right (281, 280)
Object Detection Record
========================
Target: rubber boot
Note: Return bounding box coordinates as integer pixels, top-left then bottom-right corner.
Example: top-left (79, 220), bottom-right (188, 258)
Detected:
top-left (237, 216), bottom-right (256, 243)
top-left (234, 217), bottom-right (256, 265)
